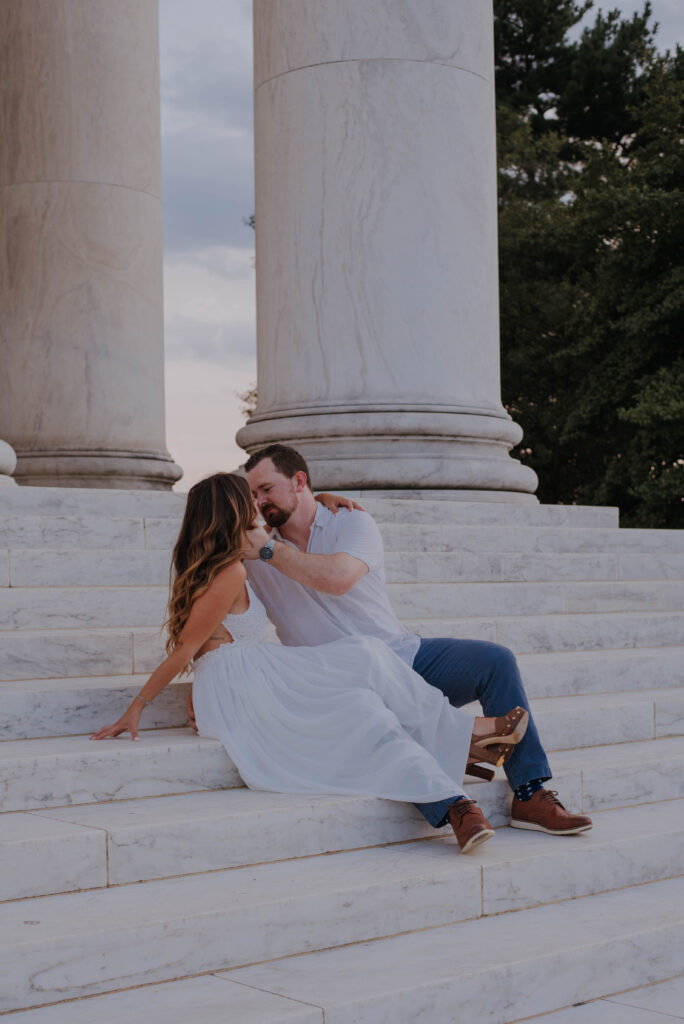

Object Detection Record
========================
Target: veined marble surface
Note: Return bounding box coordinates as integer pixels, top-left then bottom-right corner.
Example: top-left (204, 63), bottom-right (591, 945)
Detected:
top-left (0, 730), bottom-right (237, 812)
top-left (0, 0), bottom-right (161, 192)
top-left (0, 630), bottom-right (135, 682)
top-left (254, 0), bottom-right (492, 86)
top-left (226, 877), bottom-right (684, 1024)
top-left (0, 842), bottom-right (482, 1012)
top-left (11, 975), bottom-right (323, 1024)
top-left (517, 648), bottom-right (684, 698)
top-left (0, 585), bottom-right (167, 630)
top-left (0, 515), bottom-right (144, 550)
top-left (10, 548), bottom-right (170, 587)
top-left (0, 676), bottom-right (190, 739)
top-left (0, 812), bottom-right (105, 901)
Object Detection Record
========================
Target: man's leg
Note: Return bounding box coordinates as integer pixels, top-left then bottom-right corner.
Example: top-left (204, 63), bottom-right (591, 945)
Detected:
top-left (412, 637), bottom-right (591, 835)
top-left (412, 637), bottom-right (551, 789)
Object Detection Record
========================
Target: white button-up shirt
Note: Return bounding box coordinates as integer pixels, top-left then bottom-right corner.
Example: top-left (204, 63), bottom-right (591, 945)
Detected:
top-left (246, 504), bottom-right (420, 664)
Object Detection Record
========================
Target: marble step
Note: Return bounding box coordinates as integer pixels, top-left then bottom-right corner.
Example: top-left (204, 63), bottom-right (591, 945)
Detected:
top-left (3, 653), bottom-right (682, 747)
top-left (385, 549), bottom-right (684, 583)
top-left (354, 497), bottom-right (619, 528)
top-left (4, 754), bottom-right (681, 898)
top-left (11, 547), bottom-right (672, 589)
top-left (4, 579), bottom-right (684, 634)
top-left (3, 649), bottom-right (684, 740)
top-left (0, 485), bottom-right (618, 526)
top-left (0, 729), bottom-right (238, 812)
top-left (1, 606), bottom-right (680, 684)
top-left (2, 810), bottom-right (683, 1014)
top-left (0, 675), bottom-right (192, 739)
top-left (0, 485), bottom-right (187, 518)
top-left (404, 610), bottom-right (684, 654)
top-left (5, 547), bottom-right (683, 592)
top-left (0, 585), bottom-right (167, 631)
top-left (223, 876), bottom-right (684, 1024)
top-left (0, 515), bottom-right (146, 551)
top-left (6, 548), bottom-right (172, 587)
top-left (378, 522), bottom-right (684, 554)
top-left (551, 736), bottom-right (684, 812)
top-left (2, 515), bottom-right (642, 559)
top-left (7, 975), bottom-right (323, 1024)
top-left (530, 977), bottom-right (684, 1024)
top-left (2, 722), bottom-right (682, 818)
top-left (388, 579), bottom-right (684, 618)
top-left (516, 646), bottom-right (684, 698)
top-left (8, 893), bottom-right (684, 1024)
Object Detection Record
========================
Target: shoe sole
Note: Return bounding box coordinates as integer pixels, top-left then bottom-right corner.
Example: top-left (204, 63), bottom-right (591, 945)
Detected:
top-left (473, 709), bottom-right (530, 750)
top-left (510, 819), bottom-right (593, 835)
top-left (460, 828), bottom-right (495, 854)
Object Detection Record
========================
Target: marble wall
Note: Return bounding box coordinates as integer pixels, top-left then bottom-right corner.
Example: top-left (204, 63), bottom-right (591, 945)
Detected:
top-left (0, 0), bottom-right (181, 488)
top-left (237, 0), bottom-right (538, 498)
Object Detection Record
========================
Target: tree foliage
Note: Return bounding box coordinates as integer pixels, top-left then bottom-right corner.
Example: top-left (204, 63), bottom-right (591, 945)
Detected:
top-left (495, 1), bottom-right (683, 526)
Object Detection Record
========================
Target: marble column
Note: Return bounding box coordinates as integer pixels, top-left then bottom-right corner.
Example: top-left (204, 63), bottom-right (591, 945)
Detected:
top-left (0, 0), bottom-right (181, 488)
top-left (237, 0), bottom-right (537, 499)
top-left (0, 441), bottom-right (17, 487)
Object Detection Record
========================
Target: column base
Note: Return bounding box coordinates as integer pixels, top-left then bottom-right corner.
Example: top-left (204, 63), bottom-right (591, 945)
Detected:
top-left (13, 450), bottom-right (183, 490)
top-left (0, 439), bottom-right (17, 486)
top-left (236, 407), bottom-right (538, 499)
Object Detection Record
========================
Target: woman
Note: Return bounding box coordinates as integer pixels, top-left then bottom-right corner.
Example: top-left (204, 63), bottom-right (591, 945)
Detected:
top-left (91, 474), bottom-right (528, 853)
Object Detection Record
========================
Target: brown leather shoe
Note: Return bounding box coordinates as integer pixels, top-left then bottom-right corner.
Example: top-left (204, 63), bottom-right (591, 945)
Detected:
top-left (448, 799), bottom-right (495, 853)
top-left (510, 789), bottom-right (592, 835)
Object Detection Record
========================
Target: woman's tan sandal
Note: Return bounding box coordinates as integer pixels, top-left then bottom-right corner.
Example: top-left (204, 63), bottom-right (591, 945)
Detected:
top-left (472, 707), bottom-right (529, 750)
top-left (465, 762), bottom-right (496, 782)
top-left (468, 740), bottom-right (513, 769)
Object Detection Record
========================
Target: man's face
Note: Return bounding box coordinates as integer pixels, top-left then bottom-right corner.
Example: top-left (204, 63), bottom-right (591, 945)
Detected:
top-left (246, 458), bottom-right (302, 528)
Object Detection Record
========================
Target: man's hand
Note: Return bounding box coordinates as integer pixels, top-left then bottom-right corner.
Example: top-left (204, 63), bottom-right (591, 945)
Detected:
top-left (186, 689), bottom-right (198, 733)
top-left (242, 524), bottom-right (271, 559)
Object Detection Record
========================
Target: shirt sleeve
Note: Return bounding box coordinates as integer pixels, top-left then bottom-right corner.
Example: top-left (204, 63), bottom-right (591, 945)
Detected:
top-left (329, 510), bottom-right (384, 572)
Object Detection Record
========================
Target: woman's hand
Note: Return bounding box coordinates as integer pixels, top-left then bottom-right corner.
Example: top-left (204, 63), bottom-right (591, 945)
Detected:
top-left (315, 492), bottom-right (365, 514)
top-left (90, 704), bottom-right (143, 741)
top-left (186, 689), bottom-right (198, 733)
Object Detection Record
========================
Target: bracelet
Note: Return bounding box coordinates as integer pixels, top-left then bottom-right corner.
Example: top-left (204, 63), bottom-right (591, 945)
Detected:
top-left (134, 694), bottom-right (153, 707)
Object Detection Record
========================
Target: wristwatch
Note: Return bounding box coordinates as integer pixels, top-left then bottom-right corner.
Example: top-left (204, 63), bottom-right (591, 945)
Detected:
top-left (259, 538), bottom-right (276, 561)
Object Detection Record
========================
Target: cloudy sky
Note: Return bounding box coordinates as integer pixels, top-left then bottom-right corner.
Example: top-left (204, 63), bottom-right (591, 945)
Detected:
top-left (159, 0), bottom-right (682, 491)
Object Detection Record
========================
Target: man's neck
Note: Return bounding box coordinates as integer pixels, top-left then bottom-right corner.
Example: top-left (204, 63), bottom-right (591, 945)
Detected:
top-left (278, 491), bottom-right (318, 550)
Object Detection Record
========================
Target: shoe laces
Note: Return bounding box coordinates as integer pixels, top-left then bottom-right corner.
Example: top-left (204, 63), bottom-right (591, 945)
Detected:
top-left (450, 799), bottom-right (477, 823)
top-left (539, 789), bottom-right (564, 808)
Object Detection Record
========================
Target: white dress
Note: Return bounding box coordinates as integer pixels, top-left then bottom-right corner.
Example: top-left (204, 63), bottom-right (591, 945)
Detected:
top-left (192, 582), bottom-right (473, 803)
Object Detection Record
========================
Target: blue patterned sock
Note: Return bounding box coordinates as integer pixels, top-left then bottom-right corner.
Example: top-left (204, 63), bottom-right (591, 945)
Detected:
top-left (513, 778), bottom-right (547, 802)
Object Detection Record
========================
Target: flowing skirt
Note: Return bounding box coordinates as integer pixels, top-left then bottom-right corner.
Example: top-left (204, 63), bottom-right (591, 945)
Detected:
top-left (193, 634), bottom-right (473, 803)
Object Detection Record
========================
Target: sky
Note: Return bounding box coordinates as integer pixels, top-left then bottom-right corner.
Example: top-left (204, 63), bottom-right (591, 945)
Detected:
top-left (159, 0), bottom-right (682, 492)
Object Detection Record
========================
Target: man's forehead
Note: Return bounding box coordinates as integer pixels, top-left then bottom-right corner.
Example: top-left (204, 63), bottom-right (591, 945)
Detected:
top-left (246, 459), bottom-right (287, 488)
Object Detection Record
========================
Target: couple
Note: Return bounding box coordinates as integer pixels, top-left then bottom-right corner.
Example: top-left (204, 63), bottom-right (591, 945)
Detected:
top-left (92, 444), bottom-right (591, 853)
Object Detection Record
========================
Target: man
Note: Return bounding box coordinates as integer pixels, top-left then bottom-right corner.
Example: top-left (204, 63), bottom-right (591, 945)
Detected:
top-left (192, 443), bottom-right (591, 844)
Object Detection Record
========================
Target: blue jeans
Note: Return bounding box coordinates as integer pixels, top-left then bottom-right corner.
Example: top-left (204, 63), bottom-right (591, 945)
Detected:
top-left (411, 638), bottom-right (552, 828)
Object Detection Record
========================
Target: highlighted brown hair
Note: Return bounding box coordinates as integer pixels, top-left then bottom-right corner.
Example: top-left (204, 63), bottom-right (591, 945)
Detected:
top-left (165, 473), bottom-right (254, 661)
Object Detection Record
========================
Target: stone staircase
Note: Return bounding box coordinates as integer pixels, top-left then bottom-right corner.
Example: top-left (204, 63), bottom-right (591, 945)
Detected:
top-left (1, 487), bottom-right (683, 1022)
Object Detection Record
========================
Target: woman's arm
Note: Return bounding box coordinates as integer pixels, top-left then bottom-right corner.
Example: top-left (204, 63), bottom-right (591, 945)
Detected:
top-left (90, 562), bottom-right (246, 741)
top-left (315, 492), bottom-right (364, 513)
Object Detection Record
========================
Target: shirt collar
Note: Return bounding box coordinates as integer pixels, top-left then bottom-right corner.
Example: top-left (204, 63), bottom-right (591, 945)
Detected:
top-left (270, 502), bottom-right (328, 546)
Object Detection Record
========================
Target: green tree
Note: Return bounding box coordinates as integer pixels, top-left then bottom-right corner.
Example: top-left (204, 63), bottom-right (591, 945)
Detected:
top-left (496, 1), bottom-right (684, 527)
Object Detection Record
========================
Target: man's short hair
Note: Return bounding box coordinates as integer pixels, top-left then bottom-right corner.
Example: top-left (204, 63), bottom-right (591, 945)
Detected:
top-left (244, 444), bottom-right (313, 490)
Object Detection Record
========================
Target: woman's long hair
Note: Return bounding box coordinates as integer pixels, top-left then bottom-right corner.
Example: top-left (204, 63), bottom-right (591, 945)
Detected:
top-left (165, 473), bottom-right (254, 659)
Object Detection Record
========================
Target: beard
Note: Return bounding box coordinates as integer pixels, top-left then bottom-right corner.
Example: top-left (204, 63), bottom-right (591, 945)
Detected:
top-left (260, 488), bottom-right (298, 528)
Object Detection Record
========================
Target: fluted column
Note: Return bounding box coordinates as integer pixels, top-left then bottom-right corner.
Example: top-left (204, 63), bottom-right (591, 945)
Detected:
top-left (0, 0), bottom-right (181, 488)
top-left (237, 0), bottom-right (537, 499)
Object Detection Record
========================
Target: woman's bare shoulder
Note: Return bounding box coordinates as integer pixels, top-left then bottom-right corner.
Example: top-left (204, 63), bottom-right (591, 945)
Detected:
top-left (212, 560), bottom-right (247, 588)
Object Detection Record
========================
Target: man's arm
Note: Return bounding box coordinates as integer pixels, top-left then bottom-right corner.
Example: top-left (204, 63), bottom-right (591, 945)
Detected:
top-left (244, 525), bottom-right (368, 595)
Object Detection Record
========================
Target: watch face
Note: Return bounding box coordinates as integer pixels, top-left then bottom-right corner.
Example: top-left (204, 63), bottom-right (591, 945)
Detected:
top-left (259, 544), bottom-right (274, 561)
